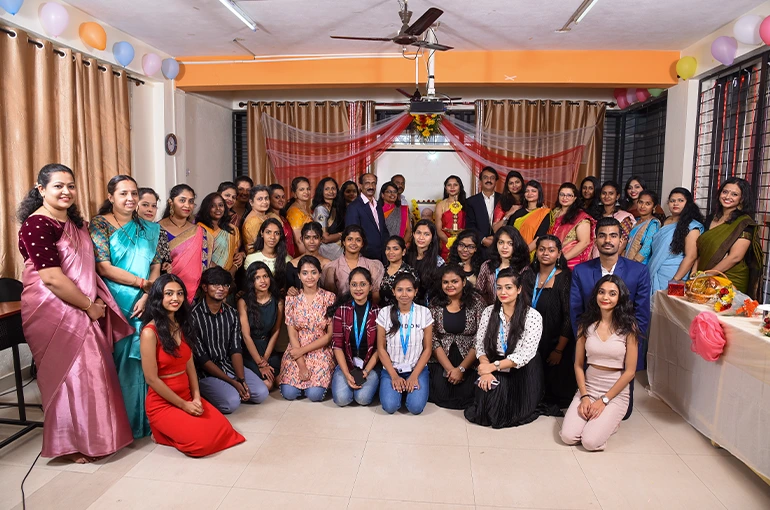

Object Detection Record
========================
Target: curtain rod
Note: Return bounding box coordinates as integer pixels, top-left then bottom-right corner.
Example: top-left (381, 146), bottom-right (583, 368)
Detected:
top-left (238, 99), bottom-right (617, 108)
top-left (0, 25), bottom-right (145, 85)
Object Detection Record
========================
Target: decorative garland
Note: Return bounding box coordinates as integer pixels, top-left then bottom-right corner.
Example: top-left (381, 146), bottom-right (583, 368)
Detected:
top-left (410, 114), bottom-right (441, 140)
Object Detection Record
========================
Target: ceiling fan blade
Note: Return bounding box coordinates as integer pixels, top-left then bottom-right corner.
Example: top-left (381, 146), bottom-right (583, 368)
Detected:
top-left (404, 8), bottom-right (443, 36)
top-left (412, 40), bottom-right (453, 51)
top-left (330, 35), bottom-right (394, 42)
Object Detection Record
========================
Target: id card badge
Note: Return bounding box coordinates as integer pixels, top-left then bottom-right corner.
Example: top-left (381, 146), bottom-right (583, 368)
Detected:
top-left (353, 357), bottom-right (364, 369)
top-left (394, 362), bottom-right (411, 373)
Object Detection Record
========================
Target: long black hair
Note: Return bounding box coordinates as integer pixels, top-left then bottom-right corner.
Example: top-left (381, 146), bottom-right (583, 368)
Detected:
top-left (531, 234), bottom-right (569, 273)
top-left (447, 229), bottom-right (483, 276)
top-left (523, 180), bottom-right (545, 208)
top-left (387, 272), bottom-right (419, 337)
top-left (326, 267), bottom-right (373, 318)
top-left (556, 182), bottom-right (584, 225)
top-left (481, 267), bottom-right (529, 362)
top-left (442, 175), bottom-right (467, 207)
top-left (253, 218), bottom-right (289, 291)
top-left (621, 175), bottom-right (648, 210)
top-left (430, 264), bottom-right (481, 309)
top-left (162, 184), bottom-right (196, 219)
top-left (312, 177), bottom-right (343, 234)
top-left (195, 192), bottom-right (233, 233)
top-left (242, 262), bottom-right (280, 336)
top-left (668, 187), bottom-right (705, 255)
top-left (488, 226), bottom-right (529, 272)
top-left (713, 176), bottom-right (754, 223)
top-left (16, 164), bottom-right (85, 228)
top-left (577, 275), bottom-right (640, 340)
top-left (405, 219), bottom-right (442, 302)
top-left (97, 175), bottom-right (143, 228)
top-left (579, 176), bottom-right (601, 212)
top-left (500, 170), bottom-right (524, 212)
top-left (141, 274), bottom-right (197, 356)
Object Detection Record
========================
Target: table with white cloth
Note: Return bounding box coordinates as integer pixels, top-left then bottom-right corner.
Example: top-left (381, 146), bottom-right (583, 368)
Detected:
top-left (647, 291), bottom-right (770, 479)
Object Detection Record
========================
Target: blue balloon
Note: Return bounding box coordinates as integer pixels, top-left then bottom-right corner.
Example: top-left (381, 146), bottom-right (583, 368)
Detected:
top-left (113, 41), bottom-right (135, 67)
top-left (0, 0), bottom-right (24, 15)
top-left (161, 58), bottom-right (180, 80)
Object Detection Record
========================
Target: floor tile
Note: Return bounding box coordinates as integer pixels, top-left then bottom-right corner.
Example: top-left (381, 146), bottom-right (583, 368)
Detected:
top-left (235, 435), bottom-right (365, 497)
top-left (368, 404), bottom-right (468, 446)
top-left (681, 454), bottom-right (770, 510)
top-left (353, 442), bottom-right (474, 505)
top-left (219, 488), bottom-right (349, 509)
top-left (643, 411), bottom-right (728, 456)
top-left (272, 399), bottom-right (375, 441)
top-left (0, 464), bottom-right (59, 510)
top-left (633, 386), bottom-right (675, 414)
top-left (9, 471), bottom-right (121, 510)
top-left (594, 412), bottom-right (674, 454)
top-left (225, 392), bottom-right (291, 434)
top-left (125, 431), bottom-right (266, 487)
top-left (470, 447), bottom-right (600, 509)
top-left (467, 416), bottom-right (563, 450)
top-left (88, 477), bottom-right (229, 509)
top-left (348, 500), bottom-right (473, 510)
top-left (575, 451), bottom-right (726, 510)
top-left (92, 436), bottom-right (157, 477)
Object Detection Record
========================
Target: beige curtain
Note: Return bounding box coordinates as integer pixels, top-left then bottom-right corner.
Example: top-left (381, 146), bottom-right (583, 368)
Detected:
top-left (246, 100), bottom-right (368, 190)
top-left (0, 26), bottom-right (131, 278)
top-left (478, 99), bottom-right (606, 191)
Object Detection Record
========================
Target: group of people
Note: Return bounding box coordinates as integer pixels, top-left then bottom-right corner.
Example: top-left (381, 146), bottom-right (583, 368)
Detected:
top-left (16, 162), bottom-right (763, 463)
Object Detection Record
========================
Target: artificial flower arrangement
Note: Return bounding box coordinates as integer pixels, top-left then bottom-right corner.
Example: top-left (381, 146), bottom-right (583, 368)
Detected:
top-left (411, 114), bottom-right (441, 140)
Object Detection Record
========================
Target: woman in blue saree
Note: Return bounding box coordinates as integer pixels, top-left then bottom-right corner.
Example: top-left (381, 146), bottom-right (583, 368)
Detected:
top-left (89, 175), bottom-right (161, 438)
top-left (623, 190), bottom-right (661, 264)
top-left (648, 188), bottom-right (704, 295)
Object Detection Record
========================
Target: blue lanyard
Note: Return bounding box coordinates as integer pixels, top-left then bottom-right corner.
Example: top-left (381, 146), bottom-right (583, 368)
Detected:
top-left (399, 304), bottom-right (415, 355)
top-left (532, 267), bottom-right (557, 308)
top-left (494, 267), bottom-right (500, 281)
top-left (499, 318), bottom-right (507, 354)
top-left (352, 301), bottom-right (370, 351)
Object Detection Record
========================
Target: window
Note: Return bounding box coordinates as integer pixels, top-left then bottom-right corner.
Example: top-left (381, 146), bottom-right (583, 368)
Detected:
top-left (601, 97), bottom-right (667, 196)
top-left (693, 56), bottom-right (770, 300)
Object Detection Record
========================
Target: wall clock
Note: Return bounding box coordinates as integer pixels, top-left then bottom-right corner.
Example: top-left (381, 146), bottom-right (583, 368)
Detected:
top-left (165, 133), bottom-right (178, 156)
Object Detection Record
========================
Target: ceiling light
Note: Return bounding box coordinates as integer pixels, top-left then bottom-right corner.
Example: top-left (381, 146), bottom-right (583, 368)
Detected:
top-left (555, 0), bottom-right (599, 33)
top-left (218, 0), bottom-right (257, 31)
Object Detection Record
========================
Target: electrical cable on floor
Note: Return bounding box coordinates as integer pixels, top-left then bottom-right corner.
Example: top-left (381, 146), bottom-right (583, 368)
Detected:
top-left (21, 450), bottom-right (41, 510)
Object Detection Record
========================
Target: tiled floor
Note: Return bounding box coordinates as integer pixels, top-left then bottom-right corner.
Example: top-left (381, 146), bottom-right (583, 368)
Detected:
top-left (1, 380), bottom-right (769, 510)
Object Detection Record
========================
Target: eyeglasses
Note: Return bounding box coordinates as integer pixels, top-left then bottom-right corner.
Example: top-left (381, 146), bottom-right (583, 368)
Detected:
top-left (382, 189), bottom-right (397, 195)
top-left (457, 243), bottom-right (477, 252)
top-left (209, 283), bottom-right (230, 289)
top-left (558, 193), bottom-right (575, 199)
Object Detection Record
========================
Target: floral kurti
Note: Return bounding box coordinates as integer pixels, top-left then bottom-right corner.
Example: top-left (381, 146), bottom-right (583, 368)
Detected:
top-left (279, 289), bottom-right (336, 389)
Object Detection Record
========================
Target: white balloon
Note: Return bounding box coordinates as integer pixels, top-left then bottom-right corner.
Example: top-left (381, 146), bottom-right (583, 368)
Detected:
top-left (734, 14), bottom-right (763, 46)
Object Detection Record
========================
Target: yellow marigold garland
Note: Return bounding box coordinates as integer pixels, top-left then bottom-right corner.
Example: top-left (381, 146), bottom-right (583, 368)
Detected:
top-left (411, 114), bottom-right (442, 140)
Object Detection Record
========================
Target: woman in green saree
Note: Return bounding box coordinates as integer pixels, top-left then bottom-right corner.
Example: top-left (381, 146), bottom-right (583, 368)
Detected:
top-left (90, 175), bottom-right (162, 438)
top-left (696, 177), bottom-right (763, 298)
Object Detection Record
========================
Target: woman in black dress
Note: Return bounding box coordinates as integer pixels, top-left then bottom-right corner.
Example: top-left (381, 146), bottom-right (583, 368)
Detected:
top-left (428, 264), bottom-right (486, 409)
top-left (531, 235), bottom-right (576, 409)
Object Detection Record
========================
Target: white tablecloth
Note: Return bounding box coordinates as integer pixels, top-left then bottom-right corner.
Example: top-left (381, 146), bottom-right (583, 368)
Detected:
top-left (647, 291), bottom-right (770, 479)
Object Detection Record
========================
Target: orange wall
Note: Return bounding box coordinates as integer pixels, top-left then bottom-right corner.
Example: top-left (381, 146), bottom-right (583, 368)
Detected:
top-left (175, 50), bottom-right (679, 92)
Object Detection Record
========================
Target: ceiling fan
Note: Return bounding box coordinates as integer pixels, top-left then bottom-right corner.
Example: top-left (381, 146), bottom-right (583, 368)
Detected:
top-left (330, 0), bottom-right (453, 52)
top-left (396, 87), bottom-right (461, 104)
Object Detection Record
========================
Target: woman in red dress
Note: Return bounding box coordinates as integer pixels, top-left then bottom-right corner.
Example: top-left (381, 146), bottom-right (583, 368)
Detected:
top-left (435, 175), bottom-right (467, 260)
top-left (140, 274), bottom-right (244, 457)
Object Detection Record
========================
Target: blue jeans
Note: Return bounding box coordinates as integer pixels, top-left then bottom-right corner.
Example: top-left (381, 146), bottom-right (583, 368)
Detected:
top-left (198, 367), bottom-right (269, 414)
top-left (379, 366), bottom-right (430, 414)
top-left (331, 365), bottom-right (379, 407)
top-left (280, 384), bottom-right (327, 402)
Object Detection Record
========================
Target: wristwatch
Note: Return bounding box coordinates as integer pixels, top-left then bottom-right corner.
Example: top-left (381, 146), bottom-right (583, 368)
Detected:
top-left (493, 360), bottom-right (500, 370)
top-left (458, 366), bottom-right (466, 373)
top-left (600, 395), bottom-right (610, 405)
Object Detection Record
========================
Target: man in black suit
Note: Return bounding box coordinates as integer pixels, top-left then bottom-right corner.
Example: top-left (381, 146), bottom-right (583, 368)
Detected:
top-left (345, 172), bottom-right (389, 261)
top-left (465, 166), bottom-right (501, 249)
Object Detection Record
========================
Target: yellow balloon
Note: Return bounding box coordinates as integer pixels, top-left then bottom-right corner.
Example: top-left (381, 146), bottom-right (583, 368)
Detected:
top-left (676, 56), bottom-right (697, 80)
top-left (79, 22), bottom-right (107, 51)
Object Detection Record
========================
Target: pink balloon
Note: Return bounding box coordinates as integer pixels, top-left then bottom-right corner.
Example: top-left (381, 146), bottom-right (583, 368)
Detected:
top-left (613, 88), bottom-right (626, 100)
top-left (711, 36), bottom-right (738, 66)
top-left (617, 95), bottom-right (629, 109)
top-left (625, 88), bottom-right (637, 105)
top-left (636, 89), bottom-right (651, 102)
top-left (142, 53), bottom-right (162, 76)
top-left (39, 2), bottom-right (69, 38)
top-left (761, 16), bottom-right (770, 45)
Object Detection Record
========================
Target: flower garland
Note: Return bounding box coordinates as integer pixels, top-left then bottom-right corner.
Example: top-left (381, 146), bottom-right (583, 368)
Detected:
top-left (411, 114), bottom-right (441, 140)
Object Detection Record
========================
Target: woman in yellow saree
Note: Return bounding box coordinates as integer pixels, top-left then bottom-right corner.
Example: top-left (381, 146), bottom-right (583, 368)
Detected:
top-left (509, 180), bottom-right (551, 254)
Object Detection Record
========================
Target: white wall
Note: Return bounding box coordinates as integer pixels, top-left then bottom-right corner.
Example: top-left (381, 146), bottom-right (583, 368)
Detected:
top-left (182, 93), bottom-right (234, 198)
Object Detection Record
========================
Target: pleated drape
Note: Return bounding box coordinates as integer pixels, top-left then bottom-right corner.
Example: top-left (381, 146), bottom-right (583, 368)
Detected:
top-left (478, 100), bottom-right (605, 191)
top-left (0, 26), bottom-right (131, 278)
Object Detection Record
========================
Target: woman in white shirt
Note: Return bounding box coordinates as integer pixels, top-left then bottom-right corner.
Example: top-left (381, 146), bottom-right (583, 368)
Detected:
top-left (376, 273), bottom-right (434, 414)
top-left (464, 266), bottom-right (544, 428)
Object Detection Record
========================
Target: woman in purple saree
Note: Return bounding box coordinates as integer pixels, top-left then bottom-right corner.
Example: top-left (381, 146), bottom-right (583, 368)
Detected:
top-left (17, 164), bottom-right (133, 462)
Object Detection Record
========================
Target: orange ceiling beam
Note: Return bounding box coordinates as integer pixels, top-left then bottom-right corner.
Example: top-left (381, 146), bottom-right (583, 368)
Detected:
top-left (174, 50), bottom-right (680, 91)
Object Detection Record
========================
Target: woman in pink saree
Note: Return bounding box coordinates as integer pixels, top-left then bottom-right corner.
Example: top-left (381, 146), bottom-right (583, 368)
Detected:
top-left (17, 164), bottom-right (133, 462)
top-left (549, 182), bottom-right (596, 270)
top-left (158, 184), bottom-right (211, 301)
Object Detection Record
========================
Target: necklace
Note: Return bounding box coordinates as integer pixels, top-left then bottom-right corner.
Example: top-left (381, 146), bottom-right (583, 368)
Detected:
top-left (113, 213), bottom-right (137, 245)
top-left (41, 202), bottom-right (68, 222)
top-left (168, 215), bottom-right (188, 231)
top-left (41, 204), bottom-right (79, 250)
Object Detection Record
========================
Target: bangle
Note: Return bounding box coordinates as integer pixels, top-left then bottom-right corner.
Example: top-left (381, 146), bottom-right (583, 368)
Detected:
top-left (580, 394), bottom-right (590, 400)
top-left (554, 349), bottom-right (563, 354)
top-left (81, 296), bottom-right (93, 311)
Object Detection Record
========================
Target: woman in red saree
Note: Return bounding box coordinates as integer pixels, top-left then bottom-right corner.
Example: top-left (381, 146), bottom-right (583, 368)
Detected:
top-left (549, 183), bottom-right (595, 270)
top-left (435, 175), bottom-right (467, 260)
top-left (159, 185), bottom-right (212, 302)
top-left (18, 164), bottom-right (133, 462)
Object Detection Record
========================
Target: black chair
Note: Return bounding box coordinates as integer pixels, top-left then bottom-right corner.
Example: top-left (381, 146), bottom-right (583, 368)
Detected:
top-left (0, 277), bottom-right (43, 449)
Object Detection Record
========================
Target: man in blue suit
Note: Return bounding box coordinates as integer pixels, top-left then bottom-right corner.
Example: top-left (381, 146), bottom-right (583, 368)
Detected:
top-left (465, 166), bottom-right (501, 251)
top-left (570, 217), bottom-right (651, 418)
top-left (345, 172), bottom-right (389, 261)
